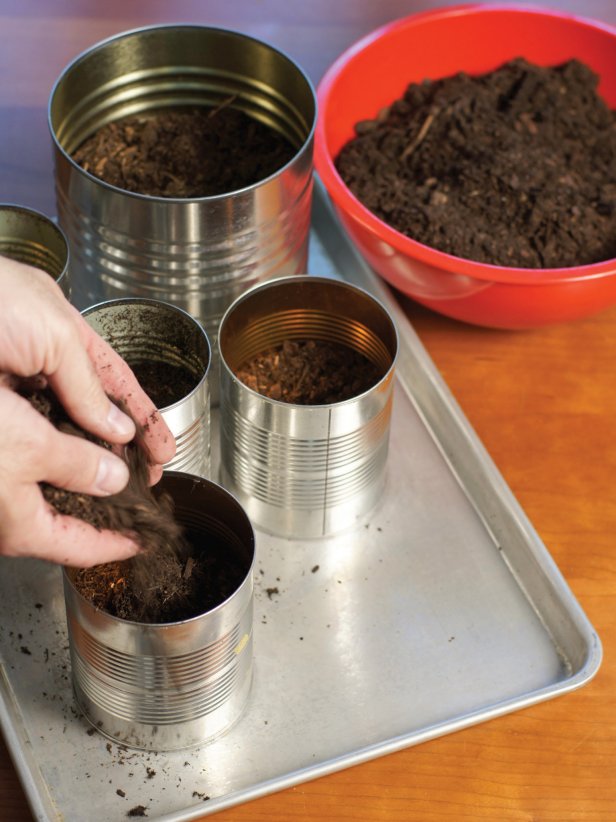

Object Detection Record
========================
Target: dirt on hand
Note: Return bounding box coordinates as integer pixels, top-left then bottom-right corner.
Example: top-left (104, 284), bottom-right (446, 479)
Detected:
top-left (335, 58), bottom-right (616, 269)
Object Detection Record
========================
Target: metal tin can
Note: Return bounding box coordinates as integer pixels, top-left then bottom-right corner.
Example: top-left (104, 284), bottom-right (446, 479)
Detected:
top-left (82, 298), bottom-right (211, 477)
top-left (48, 25), bottom-right (317, 397)
top-left (218, 275), bottom-right (398, 538)
top-left (63, 471), bottom-right (255, 751)
top-left (0, 204), bottom-right (70, 298)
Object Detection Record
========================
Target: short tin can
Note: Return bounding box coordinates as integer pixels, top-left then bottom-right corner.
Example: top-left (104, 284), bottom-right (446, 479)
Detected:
top-left (48, 24), bottom-right (317, 394)
top-left (83, 298), bottom-right (211, 477)
top-left (218, 275), bottom-right (398, 538)
top-left (0, 203), bottom-right (70, 297)
top-left (63, 471), bottom-right (255, 751)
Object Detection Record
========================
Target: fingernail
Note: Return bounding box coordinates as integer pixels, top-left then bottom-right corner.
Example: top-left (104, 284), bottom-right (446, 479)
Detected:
top-left (95, 453), bottom-right (129, 495)
top-left (106, 402), bottom-right (135, 438)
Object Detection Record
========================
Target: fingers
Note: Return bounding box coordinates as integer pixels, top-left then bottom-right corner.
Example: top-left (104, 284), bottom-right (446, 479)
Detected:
top-left (10, 390), bottom-right (129, 496)
top-left (0, 260), bottom-right (136, 445)
top-left (47, 331), bottom-right (136, 445)
top-left (78, 314), bottom-right (176, 467)
top-left (1, 486), bottom-right (140, 567)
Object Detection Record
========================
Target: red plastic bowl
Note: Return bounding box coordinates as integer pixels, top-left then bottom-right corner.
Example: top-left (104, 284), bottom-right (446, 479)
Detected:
top-left (315, 4), bottom-right (616, 328)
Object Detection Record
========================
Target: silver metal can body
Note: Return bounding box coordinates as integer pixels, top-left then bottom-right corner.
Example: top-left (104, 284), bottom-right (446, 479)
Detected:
top-left (82, 298), bottom-right (211, 477)
top-left (63, 472), bottom-right (255, 751)
top-left (0, 203), bottom-right (70, 298)
top-left (219, 276), bottom-right (398, 538)
top-left (48, 25), bottom-right (317, 394)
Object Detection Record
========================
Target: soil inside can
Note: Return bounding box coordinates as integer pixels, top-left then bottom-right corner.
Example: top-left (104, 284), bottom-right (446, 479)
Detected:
top-left (129, 359), bottom-right (199, 408)
top-left (21, 384), bottom-right (235, 624)
top-left (335, 58), bottom-right (616, 269)
top-left (72, 104), bottom-right (297, 198)
top-left (234, 338), bottom-right (383, 404)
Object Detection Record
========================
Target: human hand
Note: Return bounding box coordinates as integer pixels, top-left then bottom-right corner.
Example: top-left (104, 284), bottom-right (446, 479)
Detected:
top-left (0, 256), bottom-right (176, 566)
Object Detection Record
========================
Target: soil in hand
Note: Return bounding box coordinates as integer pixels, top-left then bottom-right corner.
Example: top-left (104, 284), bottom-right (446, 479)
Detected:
top-left (73, 104), bottom-right (296, 197)
top-left (335, 58), bottom-right (616, 268)
top-left (21, 385), bottom-right (233, 623)
top-left (234, 338), bottom-right (382, 404)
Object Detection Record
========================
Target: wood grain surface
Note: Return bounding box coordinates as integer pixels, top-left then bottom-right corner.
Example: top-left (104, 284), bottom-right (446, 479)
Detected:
top-left (1, 2), bottom-right (615, 820)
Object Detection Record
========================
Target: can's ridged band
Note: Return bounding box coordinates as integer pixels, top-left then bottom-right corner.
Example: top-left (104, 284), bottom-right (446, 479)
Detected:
top-left (63, 472), bottom-right (255, 751)
top-left (83, 298), bottom-right (211, 478)
top-left (0, 204), bottom-right (70, 298)
top-left (219, 276), bottom-right (398, 538)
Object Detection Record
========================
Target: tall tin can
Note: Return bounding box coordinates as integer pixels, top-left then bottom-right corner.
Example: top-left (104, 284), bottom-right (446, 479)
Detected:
top-left (63, 472), bottom-right (255, 751)
top-left (219, 276), bottom-right (398, 538)
top-left (0, 204), bottom-right (70, 298)
top-left (48, 25), bottom-right (317, 394)
top-left (82, 298), bottom-right (211, 477)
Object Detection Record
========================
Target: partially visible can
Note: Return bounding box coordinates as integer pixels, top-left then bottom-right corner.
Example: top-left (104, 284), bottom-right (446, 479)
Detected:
top-left (49, 25), bottom-right (317, 396)
top-left (83, 298), bottom-right (211, 477)
top-left (219, 275), bottom-right (398, 538)
top-left (63, 471), bottom-right (255, 751)
top-left (0, 204), bottom-right (70, 298)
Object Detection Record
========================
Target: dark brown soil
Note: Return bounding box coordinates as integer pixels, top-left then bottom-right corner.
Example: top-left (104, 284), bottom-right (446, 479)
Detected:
top-left (234, 338), bottom-right (382, 404)
top-left (335, 58), bottom-right (616, 268)
top-left (21, 384), bottom-right (242, 623)
top-left (129, 359), bottom-right (198, 408)
top-left (73, 527), bottom-right (246, 623)
top-left (73, 104), bottom-right (296, 197)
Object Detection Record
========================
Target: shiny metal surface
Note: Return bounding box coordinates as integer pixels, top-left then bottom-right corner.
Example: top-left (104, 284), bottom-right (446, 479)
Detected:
top-left (63, 472), bottom-right (255, 751)
top-left (0, 182), bottom-right (601, 821)
top-left (0, 203), bottom-right (70, 297)
top-left (219, 275), bottom-right (398, 537)
top-left (49, 24), bottom-right (316, 394)
top-left (83, 298), bottom-right (211, 477)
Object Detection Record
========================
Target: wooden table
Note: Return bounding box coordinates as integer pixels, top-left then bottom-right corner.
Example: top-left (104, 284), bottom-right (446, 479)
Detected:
top-left (1, 1), bottom-right (615, 819)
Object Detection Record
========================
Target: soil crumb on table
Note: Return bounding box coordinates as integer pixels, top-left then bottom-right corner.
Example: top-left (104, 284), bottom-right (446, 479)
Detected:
top-left (235, 339), bottom-right (382, 404)
top-left (73, 105), bottom-right (296, 198)
top-left (336, 58), bottom-right (616, 268)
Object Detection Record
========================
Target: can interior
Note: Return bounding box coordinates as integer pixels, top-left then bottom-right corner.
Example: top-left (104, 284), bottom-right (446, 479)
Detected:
top-left (83, 300), bottom-right (210, 391)
top-left (0, 206), bottom-right (68, 280)
top-left (220, 277), bottom-right (398, 378)
top-left (50, 26), bottom-right (316, 157)
top-left (158, 472), bottom-right (255, 577)
top-left (65, 471), bottom-right (255, 619)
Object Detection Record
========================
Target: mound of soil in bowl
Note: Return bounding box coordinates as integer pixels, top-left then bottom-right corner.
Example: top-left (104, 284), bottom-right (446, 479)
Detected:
top-left (335, 58), bottom-right (616, 268)
top-left (73, 104), bottom-right (296, 197)
top-left (20, 384), bottom-right (228, 623)
top-left (234, 338), bottom-right (382, 404)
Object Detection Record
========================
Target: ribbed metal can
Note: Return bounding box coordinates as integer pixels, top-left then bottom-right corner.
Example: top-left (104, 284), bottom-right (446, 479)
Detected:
top-left (82, 298), bottom-right (211, 477)
top-left (219, 276), bottom-right (398, 538)
top-left (48, 25), bottom-right (317, 397)
top-left (0, 204), bottom-right (70, 298)
top-left (63, 472), bottom-right (255, 751)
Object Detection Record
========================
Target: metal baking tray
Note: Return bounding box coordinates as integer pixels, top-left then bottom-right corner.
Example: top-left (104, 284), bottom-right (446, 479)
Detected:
top-left (0, 180), bottom-right (602, 821)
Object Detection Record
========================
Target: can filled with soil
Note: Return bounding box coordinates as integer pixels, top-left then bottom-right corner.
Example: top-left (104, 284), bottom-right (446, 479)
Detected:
top-left (63, 471), bottom-right (255, 751)
top-left (0, 204), bottom-right (69, 297)
top-left (82, 298), bottom-right (211, 477)
top-left (49, 25), bottom-right (316, 396)
top-left (219, 275), bottom-right (398, 538)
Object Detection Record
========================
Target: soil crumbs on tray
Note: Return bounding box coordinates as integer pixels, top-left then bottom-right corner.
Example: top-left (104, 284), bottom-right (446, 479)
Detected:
top-left (235, 339), bottom-right (382, 403)
top-left (336, 58), bottom-right (616, 268)
top-left (73, 104), bottom-right (296, 197)
top-left (21, 385), bottom-right (242, 623)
